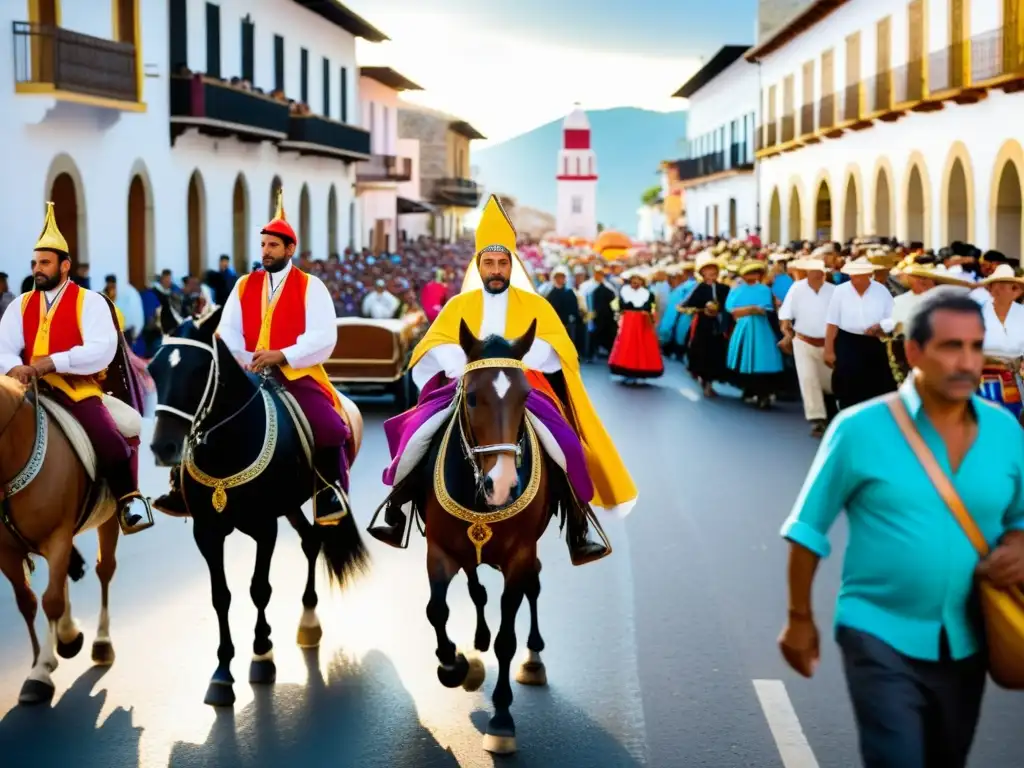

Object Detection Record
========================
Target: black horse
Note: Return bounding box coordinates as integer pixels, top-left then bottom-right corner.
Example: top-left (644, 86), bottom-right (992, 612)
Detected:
top-left (146, 304), bottom-right (368, 707)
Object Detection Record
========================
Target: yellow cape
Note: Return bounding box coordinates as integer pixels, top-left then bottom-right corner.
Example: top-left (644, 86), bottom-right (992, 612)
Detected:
top-left (409, 286), bottom-right (637, 511)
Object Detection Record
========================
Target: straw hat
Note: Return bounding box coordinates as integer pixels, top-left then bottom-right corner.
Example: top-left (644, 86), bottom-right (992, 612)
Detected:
top-left (552, 265), bottom-right (569, 278)
top-left (791, 258), bottom-right (826, 272)
top-left (841, 257), bottom-right (880, 275)
top-left (901, 263), bottom-right (972, 287)
top-left (980, 264), bottom-right (1024, 286)
top-left (738, 259), bottom-right (768, 276)
top-left (695, 252), bottom-right (724, 273)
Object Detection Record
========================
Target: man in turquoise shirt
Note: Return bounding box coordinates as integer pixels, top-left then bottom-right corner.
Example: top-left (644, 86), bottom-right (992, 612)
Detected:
top-left (778, 288), bottom-right (1024, 768)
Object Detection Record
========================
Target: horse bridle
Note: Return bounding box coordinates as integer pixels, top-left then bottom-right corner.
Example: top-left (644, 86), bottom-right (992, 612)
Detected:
top-left (458, 358), bottom-right (527, 480)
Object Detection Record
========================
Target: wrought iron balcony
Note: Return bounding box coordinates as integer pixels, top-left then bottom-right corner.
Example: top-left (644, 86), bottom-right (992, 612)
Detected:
top-left (971, 27), bottom-right (1024, 85)
top-left (843, 84), bottom-right (861, 121)
top-left (818, 93), bottom-right (836, 129)
top-left (357, 154), bottom-right (413, 183)
top-left (431, 177), bottom-right (482, 208)
top-left (281, 114), bottom-right (372, 161)
top-left (893, 59), bottom-right (925, 104)
top-left (781, 114), bottom-right (795, 143)
top-left (170, 75), bottom-right (290, 142)
top-left (673, 152), bottom-right (727, 180)
top-left (12, 21), bottom-right (137, 103)
top-left (729, 143), bottom-right (753, 170)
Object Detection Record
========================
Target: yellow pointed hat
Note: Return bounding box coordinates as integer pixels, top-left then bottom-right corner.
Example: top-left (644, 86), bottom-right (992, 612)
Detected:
top-left (475, 195), bottom-right (517, 257)
top-left (34, 201), bottom-right (69, 254)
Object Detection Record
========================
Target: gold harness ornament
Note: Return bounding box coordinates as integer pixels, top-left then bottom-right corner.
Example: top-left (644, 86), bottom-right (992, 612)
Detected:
top-left (462, 357), bottom-right (527, 373)
top-left (182, 388), bottom-right (278, 512)
top-left (433, 395), bottom-right (541, 564)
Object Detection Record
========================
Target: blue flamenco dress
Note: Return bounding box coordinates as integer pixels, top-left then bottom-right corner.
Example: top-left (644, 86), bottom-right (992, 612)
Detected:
top-left (725, 281), bottom-right (785, 404)
top-left (657, 278), bottom-right (697, 357)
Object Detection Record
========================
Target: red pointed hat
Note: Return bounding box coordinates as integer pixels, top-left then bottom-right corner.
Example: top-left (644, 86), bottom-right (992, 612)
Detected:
top-left (261, 188), bottom-right (297, 244)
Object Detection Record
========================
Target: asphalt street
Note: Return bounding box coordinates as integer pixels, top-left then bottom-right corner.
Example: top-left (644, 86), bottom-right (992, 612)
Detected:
top-left (0, 362), bottom-right (1021, 768)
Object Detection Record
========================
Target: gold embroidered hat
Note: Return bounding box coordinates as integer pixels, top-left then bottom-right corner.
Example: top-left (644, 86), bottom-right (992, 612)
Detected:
top-left (34, 201), bottom-right (69, 255)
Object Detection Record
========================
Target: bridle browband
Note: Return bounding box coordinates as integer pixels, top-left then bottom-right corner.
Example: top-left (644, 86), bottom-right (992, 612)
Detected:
top-left (459, 357), bottom-right (527, 461)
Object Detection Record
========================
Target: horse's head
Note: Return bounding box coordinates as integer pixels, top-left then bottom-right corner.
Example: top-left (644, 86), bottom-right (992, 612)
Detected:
top-left (147, 305), bottom-right (223, 466)
top-left (458, 318), bottom-right (536, 508)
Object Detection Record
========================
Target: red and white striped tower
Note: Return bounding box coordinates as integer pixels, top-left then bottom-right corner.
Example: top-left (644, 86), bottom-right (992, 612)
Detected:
top-left (555, 104), bottom-right (598, 238)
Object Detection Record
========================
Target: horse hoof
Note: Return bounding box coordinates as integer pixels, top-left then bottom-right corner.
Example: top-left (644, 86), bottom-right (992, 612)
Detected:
top-left (204, 681), bottom-right (236, 707)
top-left (91, 640), bottom-right (115, 666)
top-left (482, 730), bottom-right (517, 754)
top-left (18, 679), bottom-right (55, 706)
top-left (249, 659), bottom-right (277, 685)
top-left (437, 653), bottom-right (469, 689)
top-left (296, 624), bottom-right (322, 648)
top-left (474, 629), bottom-right (491, 653)
top-left (57, 631), bottom-right (85, 660)
top-left (516, 659), bottom-right (547, 687)
top-left (462, 656), bottom-right (486, 692)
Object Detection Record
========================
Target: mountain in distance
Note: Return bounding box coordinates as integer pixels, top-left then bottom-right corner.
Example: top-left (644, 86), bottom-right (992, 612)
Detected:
top-left (472, 108), bottom-right (688, 236)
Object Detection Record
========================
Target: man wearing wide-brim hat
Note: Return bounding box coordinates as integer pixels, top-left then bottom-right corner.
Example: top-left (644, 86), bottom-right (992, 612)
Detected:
top-left (680, 253), bottom-right (731, 396)
top-left (825, 257), bottom-right (897, 409)
top-left (970, 249), bottom-right (1019, 304)
top-left (778, 258), bottom-right (837, 435)
top-left (972, 264), bottom-right (1024, 417)
top-left (884, 263), bottom-right (972, 334)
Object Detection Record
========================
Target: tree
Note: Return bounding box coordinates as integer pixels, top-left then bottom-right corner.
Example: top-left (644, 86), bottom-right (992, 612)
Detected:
top-left (640, 184), bottom-right (662, 207)
top-left (597, 222), bottom-right (606, 233)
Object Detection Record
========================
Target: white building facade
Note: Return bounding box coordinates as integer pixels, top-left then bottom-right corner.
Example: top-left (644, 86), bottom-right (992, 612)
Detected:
top-left (395, 137), bottom-right (431, 242)
top-left (672, 46), bottom-right (759, 239)
top-left (555, 106), bottom-right (598, 239)
top-left (1, 0), bottom-right (384, 290)
top-left (356, 67), bottom-right (422, 254)
top-left (751, 0), bottom-right (1024, 260)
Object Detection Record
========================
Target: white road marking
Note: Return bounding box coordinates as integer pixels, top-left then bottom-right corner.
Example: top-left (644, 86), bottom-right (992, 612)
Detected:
top-left (752, 679), bottom-right (820, 768)
top-left (493, 371), bottom-right (511, 399)
top-left (677, 387), bottom-right (700, 402)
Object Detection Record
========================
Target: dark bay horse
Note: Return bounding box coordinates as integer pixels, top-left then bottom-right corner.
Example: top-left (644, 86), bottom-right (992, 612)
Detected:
top-left (0, 298), bottom-right (144, 705)
top-left (147, 305), bottom-right (368, 707)
top-left (421, 319), bottom-right (578, 755)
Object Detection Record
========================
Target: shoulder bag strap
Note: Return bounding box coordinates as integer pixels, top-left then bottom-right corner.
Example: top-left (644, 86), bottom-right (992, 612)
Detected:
top-left (886, 394), bottom-right (991, 558)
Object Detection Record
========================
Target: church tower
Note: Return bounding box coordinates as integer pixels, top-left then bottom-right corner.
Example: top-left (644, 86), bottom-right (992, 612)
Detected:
top-left (555, 105), bottom-right (598, 239)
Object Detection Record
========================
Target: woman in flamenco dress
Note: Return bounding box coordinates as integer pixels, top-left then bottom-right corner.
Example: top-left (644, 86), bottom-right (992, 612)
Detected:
top-left (724, 260), bottom-right (785, 409)
top-left (608, 269), bottom-right (664, 383)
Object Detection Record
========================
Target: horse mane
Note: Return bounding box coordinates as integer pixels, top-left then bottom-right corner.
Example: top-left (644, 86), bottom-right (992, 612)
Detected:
top-left (477, 335), bottom-right (515, 360)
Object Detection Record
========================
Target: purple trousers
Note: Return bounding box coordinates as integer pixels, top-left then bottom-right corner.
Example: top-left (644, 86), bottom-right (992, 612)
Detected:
top-left (50, 390), bottom-right (139, 485)
top-left (275, 373), bottom-right (351, 490)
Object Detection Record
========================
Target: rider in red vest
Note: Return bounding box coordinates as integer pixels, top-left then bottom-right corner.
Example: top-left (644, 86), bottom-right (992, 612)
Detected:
top-left (0, 203), bottom-right (153, 534)
top-left (155, 191), bottom-right (351, 525)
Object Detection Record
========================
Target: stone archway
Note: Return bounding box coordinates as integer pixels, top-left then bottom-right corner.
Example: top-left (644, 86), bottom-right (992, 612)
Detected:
top-left (843, 175), bottom-right (859, 241)
top-left (328, 184), bottom-right (339, 256)
top-left (874, 166), bottom-right (893, 237)
top-left (788, 185), bottom-right (802, 241)
top-left (126, 167), bottom-right (155, 290)
top-left (815, 179), bottom-right (832, 240)
top-left (187, 170), bottom-right (207, 277)
top-left (44, 153), bottom-right (88, 269)
top-left (946, 158), bottom-right (970, 244)
top-left (906, 165), bottom-right (926, 244)
top-left (768, 187), bottom-right (782, 244)
top-left (232, 174), bottom-right (249, 274)
top-left (994, 161), bottom-right (1023, 262)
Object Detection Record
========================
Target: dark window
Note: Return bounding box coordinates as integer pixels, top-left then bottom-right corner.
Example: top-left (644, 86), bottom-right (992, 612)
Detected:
top-left (169, 0), bottom-right (187, 72)
top-left (273, 35), bottom-right (284, 92)
top-left (339, 66), bottom-right (348, 122)
top-left (300, 48), bottom-right (309, 103)
top-left (322, 57), bottom-right (330, 117)
top-left (240, 18), bottom-right (254, 82)
top-left (205, 2), bottom-right (221, 78)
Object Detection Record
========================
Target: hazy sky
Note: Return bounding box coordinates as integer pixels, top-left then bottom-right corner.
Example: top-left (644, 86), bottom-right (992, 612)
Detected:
top-left (348, 0), bottom-right (757, 146)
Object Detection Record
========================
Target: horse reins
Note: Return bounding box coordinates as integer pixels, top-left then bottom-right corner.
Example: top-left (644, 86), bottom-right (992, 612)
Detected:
top-left (458, 358), bottom-right (528, 480)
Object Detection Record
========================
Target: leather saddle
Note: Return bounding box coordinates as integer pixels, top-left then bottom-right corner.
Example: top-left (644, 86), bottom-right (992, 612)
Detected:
top-left (39, 394), bottom-right (141, 481)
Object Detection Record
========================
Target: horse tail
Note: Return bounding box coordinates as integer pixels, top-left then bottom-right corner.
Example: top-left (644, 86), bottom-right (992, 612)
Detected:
top-left (318, 510), bottom-right (370, 590)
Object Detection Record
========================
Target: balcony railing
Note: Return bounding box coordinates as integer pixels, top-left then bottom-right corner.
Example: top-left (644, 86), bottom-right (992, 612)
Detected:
top-left (431, 177), bottom-right (482, 208)
top-left (729, 143), bottom-right (753, 169)
top-left (971, 27), bottom-right (1024, 84)
top-left (800, 103), bottom-right (815, 136)
top-left (893, 59), bottom-right (925, 103)
top-left (283, 114), bottom-right (372, 160)
top-left (170, 75), bottom-right (291, 141)
top-left (868, 70), bottom-right (892, 112)
top-left (781, 114), bottom-right (795, 142)
top-left (675, 152), bottom-right (727, 180)
top-left (357, 154), bottom-right (413, 183)
top-left (818, 93), bottom-right (836, 129)
top-left (12, 21), bottom-right (137, 102)
top-left (843, 83), bottom-right (861, 121)
top-left (766, 121), bottom-right (778, 147)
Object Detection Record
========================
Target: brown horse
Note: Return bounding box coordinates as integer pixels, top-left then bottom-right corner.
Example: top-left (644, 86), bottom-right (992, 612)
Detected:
top-left (423, 319), bottom-right (570, 755)
top-left (0, 375), bottom-right (123, 705)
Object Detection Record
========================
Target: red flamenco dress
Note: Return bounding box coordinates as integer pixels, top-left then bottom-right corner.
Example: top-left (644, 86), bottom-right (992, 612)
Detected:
top-left (608, 285), bottom-right (664, 380)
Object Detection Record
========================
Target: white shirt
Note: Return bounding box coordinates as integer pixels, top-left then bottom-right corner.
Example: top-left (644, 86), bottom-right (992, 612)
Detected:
top-left (971, 285), bottom-right (992, 305)
top-left (362, 289), bottom-right (400, 319)
top-left (619, 285), bottom-right (650, 309)
top-left (825, 280), bottom-right (894, 334)
top-left (217, 261), bottom-right (337, 370)
top-left (411, 288), bottom-right (562, 389)
top-left (982, 301), bottom-right (1024, 357)
top-left (778, 279), bottom-right (835, 338)
top-left (888, 289), bottom-right (930, 332)
top-left (0, 280), bottom-right (118, 376)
